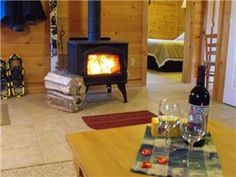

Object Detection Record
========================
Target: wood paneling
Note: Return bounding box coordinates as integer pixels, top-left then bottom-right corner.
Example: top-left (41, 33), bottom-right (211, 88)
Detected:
top-left (213, 1), bottom-right (232, 102)
top-left (57, 1), bottom-right (69, 70)
top-left (182, 1), bottom-right (204, 83)
top-left (0, 1), bottom-right (50, 93)
top-left (148, 0), bottom-right (186, 39)
top-left (141, 1), bottom-right (149, 85)
top-left (1, 1), bottom-right (147, 93)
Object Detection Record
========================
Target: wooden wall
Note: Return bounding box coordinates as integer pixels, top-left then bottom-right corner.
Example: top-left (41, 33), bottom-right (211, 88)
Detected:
top-left (182, 1), bottom-right (204, 83)
top-left (148, 0), bottom-right (186, 39)
top-left (59, 1), bottom-right (146, 83)
top-left (0, 2), bottom-right (50, 93)
top-left (57, 1), bottom-right (69, 70)
top-left (0, 1), bottom-right (147, 93)
top-left (213, 1), bottom-right (232, 102)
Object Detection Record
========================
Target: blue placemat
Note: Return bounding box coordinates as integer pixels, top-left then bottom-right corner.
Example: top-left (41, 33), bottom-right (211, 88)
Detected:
top-left (131, 126), bottom-right (223, 177)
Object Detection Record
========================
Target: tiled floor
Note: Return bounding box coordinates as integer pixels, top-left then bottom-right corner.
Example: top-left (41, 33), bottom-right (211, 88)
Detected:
top-left (1, 70), bottom-right (236, 171)
top-left (1, 161), bottom-right (76, 177)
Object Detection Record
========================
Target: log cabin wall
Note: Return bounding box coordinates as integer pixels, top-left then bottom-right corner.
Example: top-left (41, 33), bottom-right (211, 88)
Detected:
top-left (66, 1), bottom-right (146, 84)
top-left (57, 1), bottom-right (69, 70)
top-left (182, 1), bottom-right (204, 83)
top-left (148, 0), bottom-right (186, 39)
top-left (0, 2), bottom-right (50, 93)
top-left (0, 1), bottom-right (147, 93)
top-left (213, 0), bottom-right (232, 102)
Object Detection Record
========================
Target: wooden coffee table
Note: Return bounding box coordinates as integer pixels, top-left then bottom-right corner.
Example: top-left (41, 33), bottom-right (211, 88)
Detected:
top-left (66, 120), bottom-right (236, 177)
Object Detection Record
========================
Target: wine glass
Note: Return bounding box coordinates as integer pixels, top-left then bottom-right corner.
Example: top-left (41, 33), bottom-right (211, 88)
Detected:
top-left (181, 113), bottom-right (206, 172)
top-left (157, 98), bottom-right (181, 150)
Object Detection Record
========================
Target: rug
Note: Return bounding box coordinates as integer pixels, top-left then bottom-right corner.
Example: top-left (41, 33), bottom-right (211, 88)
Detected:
top-left (1, 103), bottom-right (11, 126)
top-left (82, 110), bottom-right (156, 130)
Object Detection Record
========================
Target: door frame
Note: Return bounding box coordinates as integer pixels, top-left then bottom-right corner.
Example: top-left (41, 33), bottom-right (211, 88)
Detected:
top-left (212, 0), bottom-right (232, 102)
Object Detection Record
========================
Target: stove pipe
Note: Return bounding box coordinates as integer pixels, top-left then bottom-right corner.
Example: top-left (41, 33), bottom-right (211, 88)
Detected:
top-left (88, 0), bottom-right (101, 41)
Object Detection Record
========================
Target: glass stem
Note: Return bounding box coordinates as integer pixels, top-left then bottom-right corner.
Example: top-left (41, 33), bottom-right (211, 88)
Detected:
top-left (152, 136), bottom-right (156, 155)
top-left (164, 129), bottom-right (169, 154)
top-left (165, 131), bottom-right (168, 148)
top-left (187, 142), bottom-right (193, 176)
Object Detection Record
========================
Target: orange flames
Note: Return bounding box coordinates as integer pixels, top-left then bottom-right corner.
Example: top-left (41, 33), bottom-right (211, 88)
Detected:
top-left (87, 54), bottom-right (121, 75)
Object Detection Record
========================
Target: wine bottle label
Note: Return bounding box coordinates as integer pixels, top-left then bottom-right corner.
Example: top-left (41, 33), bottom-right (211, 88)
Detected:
top-left (189, 104), bottom-right (209, 122)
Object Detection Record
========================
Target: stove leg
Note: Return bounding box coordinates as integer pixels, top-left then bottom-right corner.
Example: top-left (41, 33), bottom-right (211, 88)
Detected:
top-left (107, 84), bottom-right (112, 93)
top-left (86, 86), bottom-right (89, 92)
top-left (117, 83), bottom-right (127, 103)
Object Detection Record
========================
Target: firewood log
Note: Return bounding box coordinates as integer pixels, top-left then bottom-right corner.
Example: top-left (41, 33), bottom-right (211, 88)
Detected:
top-left (44, 71), bottom-right (86, 95)
top-left (46, 90), bottom-right (84, 112)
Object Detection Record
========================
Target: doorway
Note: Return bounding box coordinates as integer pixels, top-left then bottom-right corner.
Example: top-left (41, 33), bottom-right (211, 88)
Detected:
top-left (146, 0), bottom-right (186, 83)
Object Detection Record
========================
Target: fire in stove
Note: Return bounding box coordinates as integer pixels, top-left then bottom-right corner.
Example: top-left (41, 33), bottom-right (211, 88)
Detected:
top-left (87, 54), bottom-right (121, 75)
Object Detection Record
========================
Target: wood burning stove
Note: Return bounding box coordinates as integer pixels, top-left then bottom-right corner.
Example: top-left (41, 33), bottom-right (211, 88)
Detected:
top-left (67, 0), bottom-right (128, 102)
top-left (68, 40), bottom-right (128, 102)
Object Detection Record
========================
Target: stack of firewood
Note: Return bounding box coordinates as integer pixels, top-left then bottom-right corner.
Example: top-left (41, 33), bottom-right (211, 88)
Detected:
top-left (44, 71), bottom-right (86, 112)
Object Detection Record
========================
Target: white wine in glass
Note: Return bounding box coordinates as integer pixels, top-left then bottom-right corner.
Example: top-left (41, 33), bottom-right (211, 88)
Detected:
top-left (157, 99), bottom-right (181, 150)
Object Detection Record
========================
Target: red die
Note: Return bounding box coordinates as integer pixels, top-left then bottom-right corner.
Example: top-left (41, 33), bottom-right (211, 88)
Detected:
top-left (141, 161), bottom-right (152, 168)
top-left (156, 156), bottom-right (168, 165)
top-left (141, 148), bottom-right (152, 156)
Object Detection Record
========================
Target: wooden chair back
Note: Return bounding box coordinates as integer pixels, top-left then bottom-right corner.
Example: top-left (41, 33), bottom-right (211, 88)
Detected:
top-left (205, 33), bottom-right (217, 62)
top-left (204, 33), bottom-right (218, 89)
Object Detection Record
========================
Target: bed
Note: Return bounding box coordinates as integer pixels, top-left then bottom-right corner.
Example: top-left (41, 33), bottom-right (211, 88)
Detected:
top-left (147, 33), bottom-right (184, 72)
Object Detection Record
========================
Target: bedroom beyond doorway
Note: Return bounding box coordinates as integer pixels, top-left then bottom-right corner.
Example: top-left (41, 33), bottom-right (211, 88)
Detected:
top-left (147, 0), bottom-right (186, 73)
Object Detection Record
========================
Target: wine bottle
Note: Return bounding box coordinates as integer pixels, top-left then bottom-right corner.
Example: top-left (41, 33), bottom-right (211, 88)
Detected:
top-left (188, 65), bottom-right (210, 147)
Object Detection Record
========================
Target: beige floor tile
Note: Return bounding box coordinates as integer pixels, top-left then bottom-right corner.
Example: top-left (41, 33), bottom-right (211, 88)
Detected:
top-left (1, 124), bottom-right (35, 138)
top-left (9, 115), bottom-right (34, 127)
top-left (1, 124), bottom-right (39, 151)
top-left (33, 116), bottom-right (66, 132)
top-left (64, 125), bottom-right (94, 133)
top-left (1, 161), bottom-right (77, 177)
top-left (40, 143), bottom-right (73, 163)
top-left (59, 108), bottom-right (93, 119)
top-left (62, 116), bottom-right (86, 127)
top-left (2, 131), bottom-right (39, 150)
top-left (1, 146), bottom-right (44, 170)
top-left (131, 98), bottom-right (159, 110)
top-left (29, 107), bottom-right (62, 118)
top-left (110, 103), bottom-right (143, 113)
top-left (62, 116), bottom-right (94, 133)
top-left (7, 107), bottom-right (33, 118)
top-left (35, 128), bottom-right (67, 145)
top-left (84, 102), bottom-right (140, 115)
top-left (85, 92), bottom-right (115, 102)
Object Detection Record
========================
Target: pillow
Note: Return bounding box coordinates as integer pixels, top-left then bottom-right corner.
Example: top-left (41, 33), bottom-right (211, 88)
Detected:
top-left (175, 33), bottom-right (185, 41)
